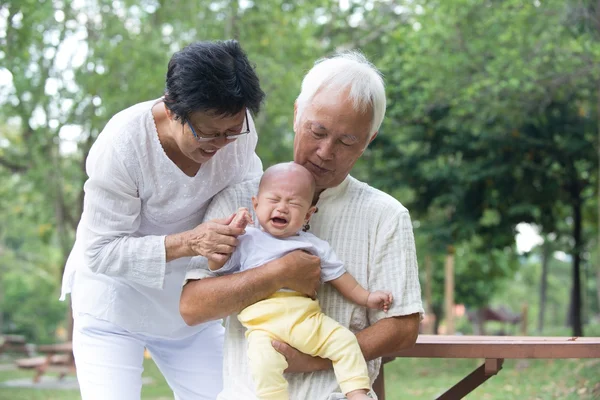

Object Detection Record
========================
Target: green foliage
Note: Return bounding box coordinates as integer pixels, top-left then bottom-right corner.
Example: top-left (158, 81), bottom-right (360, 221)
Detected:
top-left (0, 0), bottom-right (599, 338)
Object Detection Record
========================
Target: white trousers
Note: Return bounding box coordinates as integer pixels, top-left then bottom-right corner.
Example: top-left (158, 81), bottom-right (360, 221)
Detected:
top-left (73, 314), bottom-right (224, 400)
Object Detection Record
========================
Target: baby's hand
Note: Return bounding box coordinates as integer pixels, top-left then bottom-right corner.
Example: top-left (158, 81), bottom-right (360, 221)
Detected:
top-left (366, 291), bottom-right (393, 312)
top-left (230, 207), bottom-right (253, 230)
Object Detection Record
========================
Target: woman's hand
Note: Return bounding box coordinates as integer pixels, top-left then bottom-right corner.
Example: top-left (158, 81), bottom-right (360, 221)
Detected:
top-left (187, 215), bottom-right (246, 263)
top-left (275, 250), bottom-right (321, 298)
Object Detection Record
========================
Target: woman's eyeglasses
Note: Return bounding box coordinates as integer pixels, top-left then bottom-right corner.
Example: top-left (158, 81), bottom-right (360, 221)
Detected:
top-left (187, 110), bottom-right (250, 142)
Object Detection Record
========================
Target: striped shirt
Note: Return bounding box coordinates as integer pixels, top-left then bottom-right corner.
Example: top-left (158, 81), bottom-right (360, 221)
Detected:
top-left (185, 175), bottom-right (424, 400)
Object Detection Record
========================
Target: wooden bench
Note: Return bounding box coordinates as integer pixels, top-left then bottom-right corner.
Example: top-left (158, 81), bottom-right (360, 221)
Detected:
top-left (14, 342), bottom-right (74, 383)
top-left (0, 334), bottom-right (33, 356)
top-left (373, 335), bottom-right (600, 400)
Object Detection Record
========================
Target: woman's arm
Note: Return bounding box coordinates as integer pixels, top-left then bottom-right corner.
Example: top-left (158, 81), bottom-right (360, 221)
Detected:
top-left (82, 143), bottom-right (242, 289)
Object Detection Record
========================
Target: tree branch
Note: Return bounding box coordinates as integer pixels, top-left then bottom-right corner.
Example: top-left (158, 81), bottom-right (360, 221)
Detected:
top-left (0, 156), bottom-right (28, 173)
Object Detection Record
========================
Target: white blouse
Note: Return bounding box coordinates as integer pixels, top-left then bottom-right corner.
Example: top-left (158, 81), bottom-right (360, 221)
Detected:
top-left (60, 99), bottom-right (262, 338)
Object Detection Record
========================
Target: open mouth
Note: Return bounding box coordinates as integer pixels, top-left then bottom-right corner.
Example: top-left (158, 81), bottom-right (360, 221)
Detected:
top-left (271, 217), bottom-right (288, 227)
top-left (199, 148), bottom-right (217, 157)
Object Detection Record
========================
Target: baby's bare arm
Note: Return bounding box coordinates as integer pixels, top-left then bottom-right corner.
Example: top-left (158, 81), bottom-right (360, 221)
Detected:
top-left (329, 272), bottom-right (393, 312)
top-left (328, 272), bottom-right (369, 306)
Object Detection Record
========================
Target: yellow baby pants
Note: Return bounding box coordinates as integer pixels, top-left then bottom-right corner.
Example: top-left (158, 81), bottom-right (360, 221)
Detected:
top-left (237, 292), bottom-right (370, 400)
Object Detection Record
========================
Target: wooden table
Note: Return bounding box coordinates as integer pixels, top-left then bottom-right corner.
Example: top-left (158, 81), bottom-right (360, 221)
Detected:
top-left (373, 335), bottom-right (600, 400)
top-left (14, 342), bottom-right (74, 383)
top-left (0, 334), bottom-right (31, 355)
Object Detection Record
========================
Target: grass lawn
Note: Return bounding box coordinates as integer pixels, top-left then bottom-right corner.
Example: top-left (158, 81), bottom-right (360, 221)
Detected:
top-left (0, 356), bottom-right (598, 399)
top-left (384, 357), bottom-right (600, 399)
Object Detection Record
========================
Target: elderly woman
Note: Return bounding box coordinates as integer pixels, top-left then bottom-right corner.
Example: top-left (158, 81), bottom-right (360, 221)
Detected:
top-left (59, 40), bottom-right (264, 400)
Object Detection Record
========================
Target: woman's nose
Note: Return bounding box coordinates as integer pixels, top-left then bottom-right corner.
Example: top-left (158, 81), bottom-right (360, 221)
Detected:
top-left (212, 136), bottom-right (230, 147)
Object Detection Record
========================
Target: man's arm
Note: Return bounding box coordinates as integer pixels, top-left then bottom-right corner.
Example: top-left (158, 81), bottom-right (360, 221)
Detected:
top-left (274, 208), bottom-right (424, 372)
top-left (272, 313), bottom-right (419, 373)
top-left (181, 250), bottom-right (322, 325)
top-left (181, 263), bottom-right (284, 325)
top-left (355, 313), bottom-right (420, 358)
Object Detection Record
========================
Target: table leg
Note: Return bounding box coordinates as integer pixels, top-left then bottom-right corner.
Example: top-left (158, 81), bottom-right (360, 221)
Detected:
top-left (436, 358), bottom-right (504, 400)
top-left (373, 363), bottom-right (385, 399)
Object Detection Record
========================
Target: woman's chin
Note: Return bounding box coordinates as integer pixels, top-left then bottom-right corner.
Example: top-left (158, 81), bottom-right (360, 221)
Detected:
top-left (189, 148), bottom-right (217, 163)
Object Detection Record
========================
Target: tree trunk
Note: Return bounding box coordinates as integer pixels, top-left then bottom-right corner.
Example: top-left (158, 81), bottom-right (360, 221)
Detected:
top-left (444, 246), bottom-right (455, 335)
top-left (537, 239), bottom-right (551, 333)
top-left (226, 0), bottom-right (239, 40)
top-left (596, 0), bottom-right (600, 334)
top-left (50, 144), bottom-right (77, 345)
top-left (424, 255), bottom-right (434, 334)
top-left (571, 197), bottom-right (584, 336)
top-left (432, 303), bottom-right (443, 335)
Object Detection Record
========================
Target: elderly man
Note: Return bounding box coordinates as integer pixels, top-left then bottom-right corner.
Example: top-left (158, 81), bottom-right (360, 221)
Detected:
top-left (181, 52), bottom-right (424, 400)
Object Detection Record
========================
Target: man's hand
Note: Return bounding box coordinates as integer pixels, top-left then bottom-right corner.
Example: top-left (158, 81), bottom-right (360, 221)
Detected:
top-left (366, 291), bottom-right (393, 312)
top-left (271, 340), bottom-right (330, 373)
top-left (276, 250), bottom-right (321, 299)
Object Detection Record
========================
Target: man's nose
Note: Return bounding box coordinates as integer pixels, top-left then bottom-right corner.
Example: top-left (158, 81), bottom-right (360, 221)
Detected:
top-left (316, 139), bottom-right (335, 161)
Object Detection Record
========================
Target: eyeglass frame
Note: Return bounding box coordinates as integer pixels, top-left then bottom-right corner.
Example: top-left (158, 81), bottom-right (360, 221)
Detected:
top-left (186, 109), bottom-right (250, 142)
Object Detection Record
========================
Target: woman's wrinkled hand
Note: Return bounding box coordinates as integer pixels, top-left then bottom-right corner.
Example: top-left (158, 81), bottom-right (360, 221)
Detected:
top-left (188, 214), bottom-right (245, 263)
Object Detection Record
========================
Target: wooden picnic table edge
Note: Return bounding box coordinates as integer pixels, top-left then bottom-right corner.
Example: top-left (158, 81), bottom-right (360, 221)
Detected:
top-left (386, 335), bottom-right (600, 360)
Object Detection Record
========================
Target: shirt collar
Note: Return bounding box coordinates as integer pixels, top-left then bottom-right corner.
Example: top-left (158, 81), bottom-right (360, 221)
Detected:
top-left (317, 175), bottom-right (353, 202)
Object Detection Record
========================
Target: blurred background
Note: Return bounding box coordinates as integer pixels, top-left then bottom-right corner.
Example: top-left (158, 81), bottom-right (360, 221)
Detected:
top-left (0, 0), bottom-right (599, 398)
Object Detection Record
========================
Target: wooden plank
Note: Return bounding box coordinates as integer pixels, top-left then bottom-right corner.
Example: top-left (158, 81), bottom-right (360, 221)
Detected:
top-left (484, 358), bottom-right (503, 376)
top-left (436, 359), bottom-right (503, 400)
top-left (389, 335), bottom-right (600, 359)
top-left (37, 342), bottom-right (72, 354)
top-left (413, 335), bottom-right (600, 343)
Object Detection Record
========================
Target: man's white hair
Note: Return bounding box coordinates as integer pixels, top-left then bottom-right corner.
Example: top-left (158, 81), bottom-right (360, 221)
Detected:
top-left (295, 51), bottom-right (386, 139)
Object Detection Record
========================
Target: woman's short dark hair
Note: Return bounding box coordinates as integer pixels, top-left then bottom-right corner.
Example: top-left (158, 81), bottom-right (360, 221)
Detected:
top-left (164, 40), bottom-right (265, 122)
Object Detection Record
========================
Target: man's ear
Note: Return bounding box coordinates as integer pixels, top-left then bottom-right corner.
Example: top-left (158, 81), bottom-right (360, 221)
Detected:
top-left (252, 196), bottom-right (259, 211)
top-left (293, 101), bottom-right (299, 134)
top-left (305, 205), bottom-right (317, 222)
top-left (369, 131), bottom-right (378, 144)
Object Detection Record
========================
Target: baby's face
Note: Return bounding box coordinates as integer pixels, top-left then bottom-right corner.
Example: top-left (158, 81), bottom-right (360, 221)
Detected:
top-left (253, 178), bottom-right (314, 238)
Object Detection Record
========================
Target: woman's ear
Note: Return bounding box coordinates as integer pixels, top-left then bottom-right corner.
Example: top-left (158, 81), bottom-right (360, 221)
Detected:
top-left (164, 103), bottom-right (176, 121)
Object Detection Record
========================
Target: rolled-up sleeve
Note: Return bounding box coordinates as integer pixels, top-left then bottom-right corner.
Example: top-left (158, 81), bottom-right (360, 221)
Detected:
top-left (367, 210), bottom-right (424, 325)
top-left (82, 143), bottom-right (167, 289)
